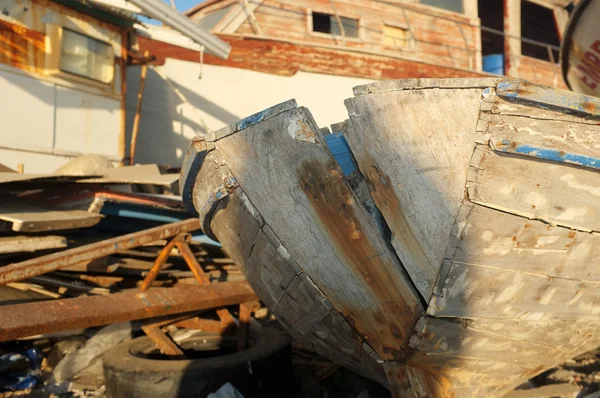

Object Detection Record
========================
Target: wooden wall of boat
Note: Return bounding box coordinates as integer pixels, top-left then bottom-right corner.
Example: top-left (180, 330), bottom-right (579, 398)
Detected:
top-left (183, 78), bottom-right (600, 396)
top-left (343, 78), bottom-right (600, 396)
top-left (512, 55), bottom-right (565, 90)
top-left (190, 0), bottom-right (481, 71)
top-left (137, 35), bottom-right (487, 81)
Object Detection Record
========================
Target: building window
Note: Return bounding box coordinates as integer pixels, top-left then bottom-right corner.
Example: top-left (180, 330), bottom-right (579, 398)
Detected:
top-left (419, 0), bottom-right (464, 14)
top-left (521, 0), bottom-right (560, 62)
top-left (60, 29), bottom-right (114, 84)
top-left (311, 12), bottom-right (359, 38)
top-left (383, 24), bottom-right (411, 48)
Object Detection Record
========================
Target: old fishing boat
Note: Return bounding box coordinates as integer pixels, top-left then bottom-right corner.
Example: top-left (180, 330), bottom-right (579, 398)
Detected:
top-left (180, 77), bottom-right (600, 397)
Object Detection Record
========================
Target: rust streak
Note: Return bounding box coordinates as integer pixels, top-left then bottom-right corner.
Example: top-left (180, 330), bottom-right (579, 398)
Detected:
top-left (297, 159), bottom-right (421, 361)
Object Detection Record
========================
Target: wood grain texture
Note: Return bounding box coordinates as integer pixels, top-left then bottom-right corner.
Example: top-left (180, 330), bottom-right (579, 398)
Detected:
top-left (467, 145), bottom-right (600, 232)
top-left (204, 174), bottom-right (388, 384)
top-left (213, 106), bottom-right (422, 361)
top-left (344, 87), bottom-right (484, 299)
top-left (0, 235), bottom-right (67, 254)
top-left (429, 243), bottom-right (600, 320)
top-left (480, 92), bottom-right (600, 125)
top-left (0, 195), bottom-right (102, 232)
top-left (447, 200), bottom-right (600, 282)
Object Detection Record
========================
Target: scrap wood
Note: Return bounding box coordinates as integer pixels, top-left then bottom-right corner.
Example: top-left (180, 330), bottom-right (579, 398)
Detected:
top-left (0, 172), bottom-right (97, 185)
top-left (0, 195), bottom-right (102, 233)
top-left (0, 280), bottom-right (258, 342)
top-left (77, 164), bottom-right (178, 187)
top-left (0, 235), bottom-right (67, 254)
top-left (26, 188), bottom-right (186, 213)
top-left (0, 218), bottom-right (200, 285)
top-left (503, 383), bottom-right (581, 397)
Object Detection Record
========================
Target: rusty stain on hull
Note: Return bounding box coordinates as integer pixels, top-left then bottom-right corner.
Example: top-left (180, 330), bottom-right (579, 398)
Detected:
top-left (297, 158), bottom-right (422, 361)
top-left (362, 160), bottom-right (435, 298)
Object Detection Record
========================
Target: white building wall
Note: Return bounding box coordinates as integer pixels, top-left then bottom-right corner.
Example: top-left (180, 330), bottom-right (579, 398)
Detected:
top-left (126, 59), bottom-right (374, 166)
top-left (0, 67), bottom-right (122, 173)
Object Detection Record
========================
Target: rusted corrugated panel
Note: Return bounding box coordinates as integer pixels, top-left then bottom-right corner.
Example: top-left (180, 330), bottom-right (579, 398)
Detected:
top-left (0, 281), bottom-right (257, 341)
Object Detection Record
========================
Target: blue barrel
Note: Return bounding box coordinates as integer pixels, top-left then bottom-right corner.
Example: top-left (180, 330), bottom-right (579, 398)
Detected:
top-left (483, 54), bottom-right (504, 75)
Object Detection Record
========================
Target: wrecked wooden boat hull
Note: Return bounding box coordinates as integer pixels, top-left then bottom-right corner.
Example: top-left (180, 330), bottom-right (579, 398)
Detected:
top-left (180, 78), bottom-right (600, 397)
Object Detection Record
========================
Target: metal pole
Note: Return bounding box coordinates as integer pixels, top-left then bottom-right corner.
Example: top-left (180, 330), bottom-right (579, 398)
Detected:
top-left (0, 281), bottom-right (258, 342)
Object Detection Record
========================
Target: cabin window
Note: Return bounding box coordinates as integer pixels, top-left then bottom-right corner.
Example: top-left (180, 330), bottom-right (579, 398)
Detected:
top-left (60, 29), bottom-right (114, 84)
top-left (418, 0), bottom-right (464, 14)
top-left (383, 24), bottom-right (411, 48)
top-left (311, 12), bottom-right (359, 38)
top-left (521, 0), bottom-right (560, 63)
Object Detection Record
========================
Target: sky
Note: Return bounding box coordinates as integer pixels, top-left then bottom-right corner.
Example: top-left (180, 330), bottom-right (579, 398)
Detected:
top-left (173, 0), bottom-right (205, 12)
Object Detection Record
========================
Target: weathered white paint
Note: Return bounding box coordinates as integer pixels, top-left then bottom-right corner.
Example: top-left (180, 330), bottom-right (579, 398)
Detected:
top-left (125, 59), bottom-right (373, 166)
top-left (0, 67), bottom-right (121, 172)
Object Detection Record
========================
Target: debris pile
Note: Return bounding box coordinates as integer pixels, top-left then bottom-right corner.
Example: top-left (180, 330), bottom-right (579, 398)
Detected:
top-left (0, 157), bottom-right (283, 397)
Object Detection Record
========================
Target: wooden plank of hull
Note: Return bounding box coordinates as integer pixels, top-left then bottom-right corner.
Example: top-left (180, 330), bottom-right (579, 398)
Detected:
top-left (344, 85), bottom-right (484, 299)
top-left (478, 113), bottom-right (600, 159)
top-left (448, 194), bottom-right (600, 281)
top-left (197, 155), bottom-right (388, 384)
top-left (466, 318), bottom-right (600, 356)
top-left (429, 213), bottom-right (600, 320)
top-left (481, 92), bottom-right (600, 125)
top-left (410, 317), bottom-right (566, 367)
top-left (469, 144), bottom-right (600, 232)
top-left (212, 106), bottom-right (422, 361)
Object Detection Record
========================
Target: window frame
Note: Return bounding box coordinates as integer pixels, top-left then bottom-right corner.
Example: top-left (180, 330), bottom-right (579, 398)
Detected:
top-left (306, 9), bottom-right (364, 42)
top-left (381, 22), bottom-right (415, 50)
top-left (415, 0), bottom-right (468, 16)
top-left (59, 27), bottom-right (115, 85)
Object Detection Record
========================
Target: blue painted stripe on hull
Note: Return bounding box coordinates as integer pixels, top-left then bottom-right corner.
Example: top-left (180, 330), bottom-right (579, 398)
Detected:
top-left (494, 139), bottom-right (600, 170)
top-left (496, 79), bottom-right (600, 117)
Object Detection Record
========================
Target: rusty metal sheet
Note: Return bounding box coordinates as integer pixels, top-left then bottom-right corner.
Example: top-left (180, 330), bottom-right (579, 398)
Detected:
top-left (0, 218), bottom-right (200, 285)
top-left (0, 281), bottom-right (257, 342)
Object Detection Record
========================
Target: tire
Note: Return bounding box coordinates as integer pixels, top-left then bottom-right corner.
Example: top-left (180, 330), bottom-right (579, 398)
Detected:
top-left (103, 325), bottom-right (292, 398)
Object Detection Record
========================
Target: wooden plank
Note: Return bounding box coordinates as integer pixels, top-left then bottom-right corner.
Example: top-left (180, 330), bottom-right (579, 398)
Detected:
top-left (0, 235), bottom-right (67, 254)
top-left (503, 383), bottom-right (580, 398)
top-left (78, 164), bottom-right (178, 186)
top-left (244, 225), bottom-right (302, 308)
top-left (497, 80), bottom-right (600, 117)
top-left (408, 353), bottom-right (536, 397)
top-left (467, 145), bottom-right (600, 232)
top-left (480, 113), bottom-right (600, 159)
top-left (429, 253), bottom-right (600, 320)
top-left (344, 87), bottom-right (484, 299)
top-left (448, 200), bottom-right (600, 282)
top-left (410, 317), bottom-right (565, 367)
top-left (466, 318), bottom-right (600, 356)
top-left (482, 93), bottom-right (600, 125)
top-left (0, 195), bottom-right (102, 232)
top-left (353, 77), bottom-right (500, 95)
top-left (213, 106), bottom-right (422, 361)
top-left (0, 173), bottom-right (95, 185)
